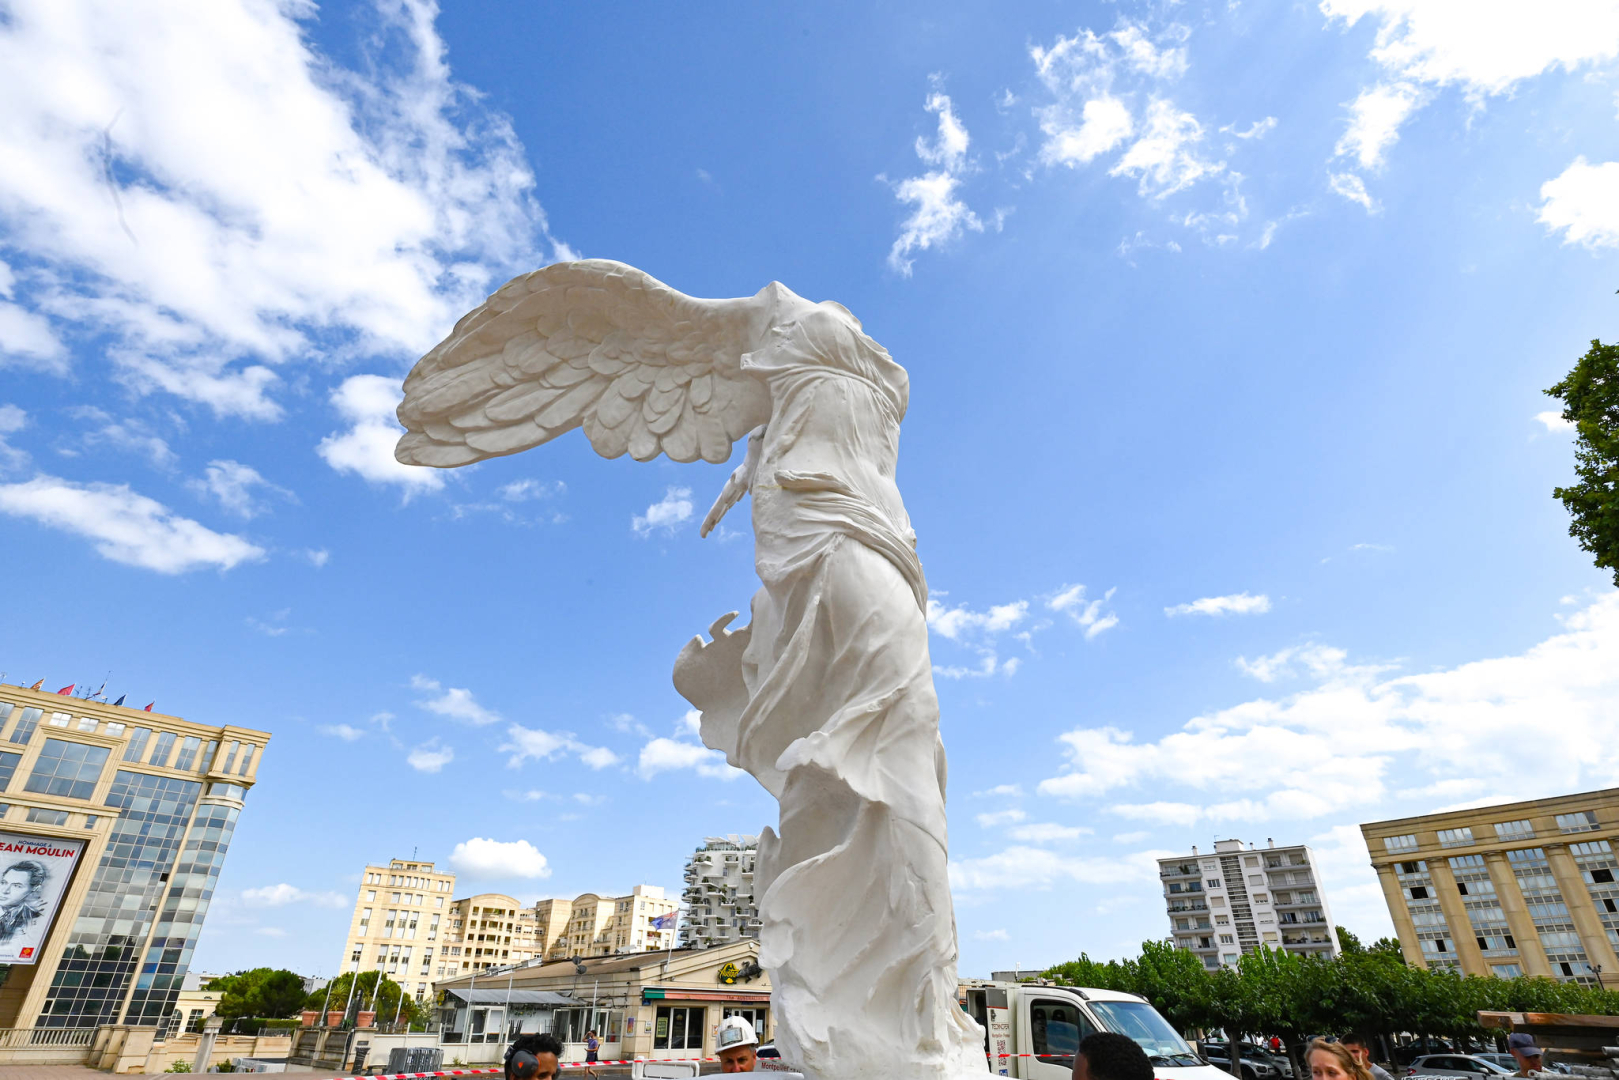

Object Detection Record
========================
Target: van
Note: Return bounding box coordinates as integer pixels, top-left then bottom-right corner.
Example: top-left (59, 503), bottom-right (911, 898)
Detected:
top-left (958, 981), bottom-right (1228, 1080)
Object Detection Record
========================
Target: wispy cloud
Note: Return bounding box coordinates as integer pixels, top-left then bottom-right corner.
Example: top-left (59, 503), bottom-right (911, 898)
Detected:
top-left (885, 80), bottom-right (983, 276)
top-left (632, 486), bottom-right (693, 537)
top-left (1165, 592), bottom-right (1270, 617)
top-left (319, 376), bottom-right (443, 496)
top-left (411, 675), bottom-right (500, 726)
top-left (406, 739), bottom-right (454, 773)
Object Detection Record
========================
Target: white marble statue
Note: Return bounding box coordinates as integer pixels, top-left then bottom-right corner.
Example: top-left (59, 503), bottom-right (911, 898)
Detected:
top-left (395, 260), bottom-right (985, 1080)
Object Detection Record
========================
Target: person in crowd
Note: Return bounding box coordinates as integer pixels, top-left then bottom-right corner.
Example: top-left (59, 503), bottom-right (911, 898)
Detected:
top-left (717, 1015), bottom-right (760, 1073)
top-left (1340, 1034), bottom-right (1394, 1080)
top-left (1309, 1038), bottom-right (1372, 1080)
top-left (1072, 1032), bottom-right (1154, 1080)
top-left (585, 1029), bottom-right (600, 1063)
top-left (505, 1032), bottom-right (563, 1080)
top-left (1507, 1033), bottom-right (1547, 1077)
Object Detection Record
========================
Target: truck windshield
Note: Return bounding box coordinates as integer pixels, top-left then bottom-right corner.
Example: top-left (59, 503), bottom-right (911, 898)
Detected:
top-left (1088, 1001), bottom-right (1202, 1068)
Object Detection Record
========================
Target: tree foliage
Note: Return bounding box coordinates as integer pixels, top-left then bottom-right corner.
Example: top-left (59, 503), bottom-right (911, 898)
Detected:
top-left (208, 967), bottom-right (307, 1020)
top-left (1045, 937), bottom-right (1619, 1054)
top-left (1546, 339), bottom-right (1619, 586)
top-left (304, 970), bottom-right (431, 1027)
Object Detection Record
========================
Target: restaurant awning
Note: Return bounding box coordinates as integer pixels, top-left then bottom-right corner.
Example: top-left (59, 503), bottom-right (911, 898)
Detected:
top-left (641, 987), bottom-right (771, 1005)
top-left (444, 989), bottom-right (586, 1006)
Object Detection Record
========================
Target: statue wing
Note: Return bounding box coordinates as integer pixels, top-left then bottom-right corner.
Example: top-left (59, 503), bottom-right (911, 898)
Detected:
top-left (395, 259), bottom-right (771, 467)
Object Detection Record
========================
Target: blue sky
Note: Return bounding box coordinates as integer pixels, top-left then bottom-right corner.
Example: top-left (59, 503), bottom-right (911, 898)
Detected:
top-left (2, 0), bottom-right (1618, 979)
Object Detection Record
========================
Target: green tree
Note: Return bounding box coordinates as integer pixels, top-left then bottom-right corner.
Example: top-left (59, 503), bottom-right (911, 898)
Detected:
top-left (1546, 339), bottom-right (1619, 586)
top-left (1335, 928), bottom-right (1365, 955)
top-left (209, 968), bottom-right (307, 1020)
top-left (306, 971), bottom-right (430, 1029)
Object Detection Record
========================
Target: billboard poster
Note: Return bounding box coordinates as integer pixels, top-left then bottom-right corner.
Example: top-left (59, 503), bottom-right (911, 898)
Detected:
top-left (0, 831), bottom-right (86, 965)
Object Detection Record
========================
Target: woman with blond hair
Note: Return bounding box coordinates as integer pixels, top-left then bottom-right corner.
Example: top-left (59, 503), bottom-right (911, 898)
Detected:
top-left (1308, 1039), bottom-right (1373, 1080)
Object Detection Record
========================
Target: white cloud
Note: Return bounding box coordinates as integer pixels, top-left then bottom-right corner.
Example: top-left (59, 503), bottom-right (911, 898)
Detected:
top-left (65, 407), bottom-right (176, 469)
top-left (500, 479), bottom-right (564, 502)
top-left (1329, 173), bottom-right (1380, 213)
top-left (1165, 592), bottom-right (1272, 618)
top-left (1334, 82), bottom-right (1425, 171)
top-left (1042, 95), bottom-right (1135, 167)
top-left (974, 783), bottom-right (1025, 798)
top-left (1008, 822), bottom-right (1094, 843)
top-left (1110, 99), bottom-right (1222, 198)
top-left (1534, 410), bottom-right (1575, 432)
top-left (305, 548), bottom-right (331, 568)
top-left (976, 808), bottom-right (1028, 828)
top-left (1538, 158), bottom-right (1619, 249)
top-left (974, 928), bottom-right (1010, 942)
top-left (0, 475), bottom-right (263, 573)
top-left (242, 883), bottom-right (347, 908)
top-left (1038, 594), bottom-right (1619, 828)
top-left (1223, 118), bottom-right (1279, 140)
top-left (0, 404), bottom-right (28, 472)
top-left (411, 674), bottom-right (500, 726)
top-left (190, 459), bottom-right (290, 519)
top-left (1112, 830), bottom-right (1150, 844)
top-left (637, 737), bottom-right (742, 781)
top-left (951, 846), bottom-right (1164, 891)
top-left (0, 0), bottom-right (562, 418)
top-left (499, 722), bottom-right (618, 771)
top-left (927, 598), bottom-right (1029, 640)
top-left (407, 739), bottom-right (454, 773)
top-left (886, 86), bottom-right (983, 276)
top-left (1235, 642), bottom-right (1366, 683)
top-left (632, 486), bottom-right (694, 537)
top-left (256, 926), bottom-right (289, 938)
top-left (318, 375), bottom-right (444, 495)
top-left (319, 724), bottom-right (365, 742)
top-left (1048, 583), bottom-right (1119, 639)
top-left (449, 837), bottom-right (551, 880)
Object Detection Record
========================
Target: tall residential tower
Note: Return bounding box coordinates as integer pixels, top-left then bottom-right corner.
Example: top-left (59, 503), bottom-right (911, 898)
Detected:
top-left (680, 836), bottom-right (760, 949)
top-left (1160, 837), bottom-right (1339, 968)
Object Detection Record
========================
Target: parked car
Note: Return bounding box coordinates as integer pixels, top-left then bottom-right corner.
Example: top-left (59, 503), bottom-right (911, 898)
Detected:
top-left (1407, 1054), bottom-right (1516, 1078)
top-left (1474, 1054), bottom-right (1517, 1072)
top-left (1201, 1042), bottom-right (1287, 1080)
top-left (757, 1044), bottom-right (781, 1059)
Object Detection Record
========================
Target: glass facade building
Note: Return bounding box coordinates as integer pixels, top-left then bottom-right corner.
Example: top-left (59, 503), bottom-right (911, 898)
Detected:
top-left (0, 685), bottom-right (267, 1031)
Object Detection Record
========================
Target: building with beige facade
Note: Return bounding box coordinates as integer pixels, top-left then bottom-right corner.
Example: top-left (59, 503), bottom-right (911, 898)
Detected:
top-left (338, 859), bottom-right (457, 999)
top-left (445, 893), bottom-right (541, 977)
top-left (0, 681), bottom-right (267, 1036)
top-left (1362, 787), bottom-right (1619, 982)
top-left (533, 885), bottom-right (678, 959)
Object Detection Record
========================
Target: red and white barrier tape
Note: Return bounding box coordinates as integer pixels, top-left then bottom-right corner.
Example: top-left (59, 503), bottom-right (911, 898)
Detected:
top-left (322, 1058), bottom-right (730, 1080)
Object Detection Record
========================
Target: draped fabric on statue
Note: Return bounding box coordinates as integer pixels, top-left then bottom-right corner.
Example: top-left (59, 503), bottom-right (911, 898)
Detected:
top-left (711, 309), bottom-right (984, 1080)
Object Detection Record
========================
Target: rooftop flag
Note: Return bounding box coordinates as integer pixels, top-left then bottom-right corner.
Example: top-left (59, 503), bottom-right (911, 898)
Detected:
top-left (56, 684), bottom-right (74, 695)
top-left (112, 695), bottom-right (126, 707)
top-left (144, 703), bottom-right (154, 712)
top-left (29, 680), bottom-right (42, 690)
top-left (650, 910), bottom-right (678, 930)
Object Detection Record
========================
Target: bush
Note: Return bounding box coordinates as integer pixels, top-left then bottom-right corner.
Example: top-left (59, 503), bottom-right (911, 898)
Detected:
top-left (165, 1062), bottom-right (192, 1073)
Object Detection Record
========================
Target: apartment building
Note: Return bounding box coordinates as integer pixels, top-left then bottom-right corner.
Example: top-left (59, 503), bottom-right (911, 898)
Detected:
top-left (338, 859), bottom-right (457, 999)
top-left (534, 885), bottom-right (678, 959)
top-left (0, 682), bottom-right (268, 1031)
top-left (680, 836), bottom-right (760, 949)
top-left (442, 893), bottom-right (539, 979)
top-left (1160, 837), bottom-right (1339, 969)
top-left (1362, 788), bottom-right (1619, 982)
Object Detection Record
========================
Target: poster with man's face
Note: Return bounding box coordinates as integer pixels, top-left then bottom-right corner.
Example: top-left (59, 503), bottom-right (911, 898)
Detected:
top-left (0, 831), bottom-right (85, 964)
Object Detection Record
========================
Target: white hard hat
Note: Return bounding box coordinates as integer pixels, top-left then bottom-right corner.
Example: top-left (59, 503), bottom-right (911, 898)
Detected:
top-left (717, 1016), bottom-right (758, 1051)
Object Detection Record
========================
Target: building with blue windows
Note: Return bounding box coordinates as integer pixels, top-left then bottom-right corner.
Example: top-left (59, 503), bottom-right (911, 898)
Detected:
top-left (0, 682), bottom-right (268, 1034)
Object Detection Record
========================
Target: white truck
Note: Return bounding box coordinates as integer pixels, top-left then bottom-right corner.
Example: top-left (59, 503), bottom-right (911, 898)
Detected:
top-left (959, 980), bottom-right (1228, 1080)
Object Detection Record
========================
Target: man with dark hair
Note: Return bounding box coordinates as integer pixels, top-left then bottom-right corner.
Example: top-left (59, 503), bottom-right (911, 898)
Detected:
top-left (1074, 1032), bottom-right (1155, 1080)
top-left (0, 860), bottom-right (47, 944)
top-left (1341, 1034), bottom-right (1394, 1080)
top-left (505, 1032), bottom-right (563, 1080)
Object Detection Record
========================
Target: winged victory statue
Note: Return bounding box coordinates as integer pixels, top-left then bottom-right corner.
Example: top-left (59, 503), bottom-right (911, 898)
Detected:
top-left (395, 260), bottom-right (985, 1080)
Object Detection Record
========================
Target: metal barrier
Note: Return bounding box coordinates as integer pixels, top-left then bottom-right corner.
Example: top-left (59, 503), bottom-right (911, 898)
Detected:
top-left (0, 1027), bottom-right (98, 1048)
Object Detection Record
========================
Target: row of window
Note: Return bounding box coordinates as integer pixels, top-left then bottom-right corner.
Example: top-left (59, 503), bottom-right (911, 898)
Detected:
top-left (365, 869), bottom-right (452, 890)
top-left (1384, 811), bottom-right (1604, 854)
top-left (0, 703), bottom-right (260, 783)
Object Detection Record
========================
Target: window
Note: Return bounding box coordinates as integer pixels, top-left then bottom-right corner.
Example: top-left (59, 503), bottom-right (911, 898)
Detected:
top-left (10, 707), bottom-right (43, 744)
top-left (201, 740), bottom-right (217, 772)
top-left (76, 716), bottom-right (97, 732)
top-left (150, 731), bottom-right (177, 767)
top-left (104, 722), bottom-right (124, 738)
top-left (367, 890), bottom-right (377, 901)
top-left (123, 727), bottom-right (152, 762)
top-left (1219, 934), bottom-right (1235, 944)
top-left (206, 782), bottom-right (247, 800)
top-left (1490, 964), bottom-right (1523, 979)
top-left (26, 806), bottom-right (69, 825)
top-left (219, 741), bottom-right (240, 774)
top-left (1029, 998), bottom-right (1097, 1068)
top-left (1438, 827), bottom-right (1474, 848)
top-left (1494, 820), bottom-right (1535, 841)
top-left (0, 751), bottom-right (21, 791)
top-left (1382, 833), bottom-right (1418, 852)
top-left (1206, 878), bottom-right (1222, 889)
top-left (48, 712), bottom-right (69, 728)
top-left (653, 1005), bottom-right (707, 1051)
top-left (0, 703), bottom-right (10, 737)
top-left (237, 744), bottom-right (256, 775)
top-left (1252, 893), bottom-right (1269, 904)
top-left (1215, 915), bottom-right (1230, 925)
top-left (24, 738), bottom-right (111, 799)
top-left (84, 814), bottom-right (97, 828)
top-left (173, 737), bottom-right (201, 771)
top-left (1557, 811), bottom-right (1599, 834)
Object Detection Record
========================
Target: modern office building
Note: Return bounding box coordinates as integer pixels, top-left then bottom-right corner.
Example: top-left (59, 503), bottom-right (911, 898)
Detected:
top-left (1160, 837), bottom-right (1340, 968)
top-left (338, 859), bottom-right (457, 998)
top-left (0, 682), bottom-right (268, 1031)
top-left (680, 836), bottom-right (760, 949)
top-left (534, 885), bottom-right (678, 959)
top-left (1362, 788), bottom-right (1619, 982)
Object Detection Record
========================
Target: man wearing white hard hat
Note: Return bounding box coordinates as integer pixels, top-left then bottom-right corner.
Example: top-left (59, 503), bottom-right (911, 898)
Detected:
top-left (716, 1015), bottom-right (759, 1073)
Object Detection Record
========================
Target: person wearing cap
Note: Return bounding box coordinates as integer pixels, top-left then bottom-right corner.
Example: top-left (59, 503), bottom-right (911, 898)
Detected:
top-left (717, 1015), bottom-right (760, 1073)
top-left (505, 1032), bottom-right (563, 1080)
top-left (1508, 1033), bottom-right (1546, 1077)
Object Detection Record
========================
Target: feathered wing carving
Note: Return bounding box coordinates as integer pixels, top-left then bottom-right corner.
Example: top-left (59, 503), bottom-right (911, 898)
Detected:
top-left (395, 259), bottom-right (772, 469)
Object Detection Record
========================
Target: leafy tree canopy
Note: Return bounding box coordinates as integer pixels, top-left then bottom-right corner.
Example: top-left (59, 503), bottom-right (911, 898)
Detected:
top-left (208, 968), bottom-right (307, 1020)
top-left (1546, 339), bottom-right (1619, 586)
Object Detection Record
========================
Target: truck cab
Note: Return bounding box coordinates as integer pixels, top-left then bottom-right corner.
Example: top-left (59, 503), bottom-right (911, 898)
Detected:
top-left (959, 981), bottom-right (1224, 1080)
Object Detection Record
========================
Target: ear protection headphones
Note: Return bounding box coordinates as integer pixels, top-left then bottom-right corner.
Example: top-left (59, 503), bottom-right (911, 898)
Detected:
top-left (508, 1050), bottom-right (542, 1080)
